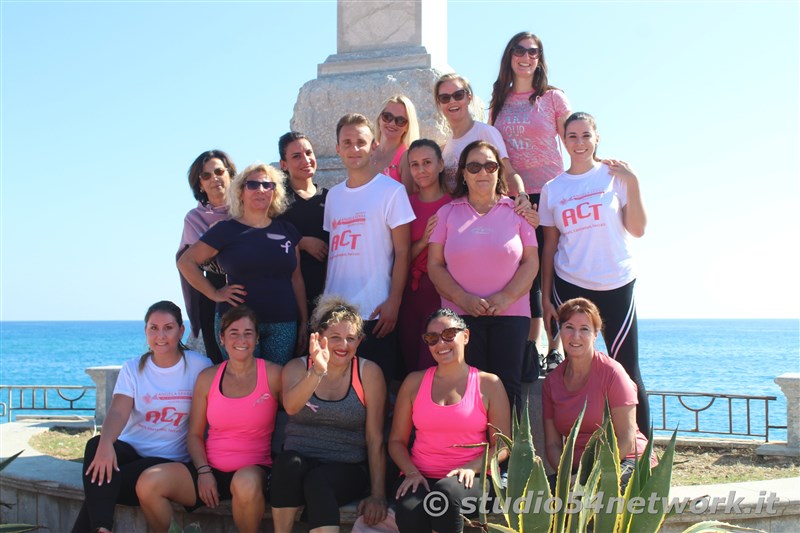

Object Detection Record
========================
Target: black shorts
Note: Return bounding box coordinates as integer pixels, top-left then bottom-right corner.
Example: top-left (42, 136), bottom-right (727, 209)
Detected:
top-left (184, 462), bottom-right (272, 511)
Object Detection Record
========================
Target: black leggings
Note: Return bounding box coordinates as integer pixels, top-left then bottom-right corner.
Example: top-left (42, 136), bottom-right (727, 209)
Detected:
top-left (71, 436), bottom-right (170, 533)
top-left (393, 475), bottom-right (484, 533)
top-left (462, 315), bottom-right (529, 413)
top-left (552, 276), bottom-right (650, 432)
top-left (270, 450), bottom-right (369, 529)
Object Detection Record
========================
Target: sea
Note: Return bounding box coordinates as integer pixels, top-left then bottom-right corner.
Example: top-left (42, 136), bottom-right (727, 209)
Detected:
top-left (1, 319), bottom-right (798, 441)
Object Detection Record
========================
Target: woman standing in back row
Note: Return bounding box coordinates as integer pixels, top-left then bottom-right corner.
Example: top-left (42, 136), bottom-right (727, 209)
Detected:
top-left (490, 32), bottom-right (572, 374)
top-left (539, 111), bottom-right (649, 432)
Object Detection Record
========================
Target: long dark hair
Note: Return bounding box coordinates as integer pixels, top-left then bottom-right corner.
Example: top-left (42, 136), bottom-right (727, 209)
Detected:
top-left (489, 32), bottom-right (558, 125)
top-left (139, 301), bottom-right (188, 372)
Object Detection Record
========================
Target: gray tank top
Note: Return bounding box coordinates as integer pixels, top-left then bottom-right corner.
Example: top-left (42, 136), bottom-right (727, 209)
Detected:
top-left (283, 358), bottom-right (367, 463)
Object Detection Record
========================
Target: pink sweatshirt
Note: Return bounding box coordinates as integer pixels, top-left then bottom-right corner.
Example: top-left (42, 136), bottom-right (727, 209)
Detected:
top-left (429, 197), bottom-right (537, 317)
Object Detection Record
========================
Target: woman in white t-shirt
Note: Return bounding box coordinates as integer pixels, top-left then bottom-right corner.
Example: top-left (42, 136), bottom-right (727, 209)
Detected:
top-left (490, 32), bottom-right (572, 374)
top-left (434, 72), bottom-right (526, 201)
top-left (539, 112), bottom-right (650, 433)
top-left (71, 301), bottom-right (211, 533)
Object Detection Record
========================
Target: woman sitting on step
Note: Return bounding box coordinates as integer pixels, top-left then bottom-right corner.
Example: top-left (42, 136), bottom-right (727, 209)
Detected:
top-left (271, 296), bottom-right (388, 533)
top-left (71, 301), bottom-right (211, 533)
top-left (135, 306), bottom-right (282, 533)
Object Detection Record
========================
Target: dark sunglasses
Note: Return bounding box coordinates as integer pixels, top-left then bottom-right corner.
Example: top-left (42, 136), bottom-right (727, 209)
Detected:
top-left (465, 161), bottom-right (499, 174)
top-left (245, 180), bottom-right (276, 191)
top-left (200, 168), bottom-right (227, 180)
top-left (436, 89), bottom-right (468, 105)
top-left (422, 327), bottom-right (464, 346)
top-left (380, 111), bottom-right (409, 127)
top-left (511, 45), bottom-right (540, 59)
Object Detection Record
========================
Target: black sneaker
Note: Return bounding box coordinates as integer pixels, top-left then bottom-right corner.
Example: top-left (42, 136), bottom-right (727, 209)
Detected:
top-left (546, 350), bottom-right (564, 373)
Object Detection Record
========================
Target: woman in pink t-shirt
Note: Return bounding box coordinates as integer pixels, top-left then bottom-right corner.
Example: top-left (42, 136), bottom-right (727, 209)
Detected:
top-left (137, 306), bottom-right (282, 533)
top-left (490, 32), bottom-right (572, 374)
top-left (371, 94), bottom-right (420, 192)
top-left (542, 298), bottom-right (653, 491)
top-left (389, 308), bottom-right (511, 533)
top-left (397, 139), bottom-right (452, 375)
top-left (428, 140), bottom-right (539, 411)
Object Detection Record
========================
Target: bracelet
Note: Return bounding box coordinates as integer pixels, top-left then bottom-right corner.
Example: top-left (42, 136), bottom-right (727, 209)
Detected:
top-left (405, 471), bottom-right (419, 477)
top-left (198, 470), bottom-right (214, 475)
top-left (310, 364), bottom-right (327, 378)
top-left (195, 464), bottom-right (210, 471)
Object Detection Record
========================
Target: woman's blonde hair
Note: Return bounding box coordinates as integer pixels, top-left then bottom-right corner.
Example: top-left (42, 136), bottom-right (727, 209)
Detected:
top-left (375, 94), bottom-right (420, 148)
top-left (228, 162), bottom-right (288, 219)
top-left (310, 295), bottom-right (364, 336)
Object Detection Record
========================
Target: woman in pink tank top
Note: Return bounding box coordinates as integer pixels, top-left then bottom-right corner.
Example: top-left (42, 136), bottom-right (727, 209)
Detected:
top-left (136, 306), bottom-right (282, 533)
top-left (388, 308), bottom-right (511, 533)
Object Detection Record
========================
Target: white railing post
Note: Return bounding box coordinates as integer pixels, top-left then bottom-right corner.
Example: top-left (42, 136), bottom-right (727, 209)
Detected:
top-left (85, 366), bottom-right (121, 426)
top-left (757, 372), bottom-right (800, 457)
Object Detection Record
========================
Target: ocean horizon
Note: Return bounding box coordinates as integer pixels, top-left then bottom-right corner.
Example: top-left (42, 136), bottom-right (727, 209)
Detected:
top-left (1, 318), bottom-right (798, 440)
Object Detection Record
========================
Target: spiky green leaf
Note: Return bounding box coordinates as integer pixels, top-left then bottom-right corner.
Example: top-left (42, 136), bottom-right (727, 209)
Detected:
top-left (553, 400), bottom-right (586, 533)
top-left (626, 430), bottom-right (677, 533)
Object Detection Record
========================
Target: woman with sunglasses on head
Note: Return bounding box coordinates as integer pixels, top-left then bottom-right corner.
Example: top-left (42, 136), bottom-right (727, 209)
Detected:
top-left (396, 139), bottom-right (452, 375)
top-left (178, 150), bottom-right (237, 363)
top-left (434, 73), bottom-right (526, 202)
top-left (539, 112), bottom-right (649, 433)
top-left (372, 95), bottom-right (420, 193)
top-left (428, 140), bottom-right (538, 411)
top-left (271, 296), bottom-right (387, 533)
top-left (389, 308), bottom-right (511, 533)
top-left (277, 132), bottom-right (328, 320)
top-left (490, 32), bottom-right (572, 375)
top-left (71, 301), bottom-right (211, 533)
top-left (136, 306), bottom-right (282, 533)
top-left (178, 163), bottom-right (308, 365)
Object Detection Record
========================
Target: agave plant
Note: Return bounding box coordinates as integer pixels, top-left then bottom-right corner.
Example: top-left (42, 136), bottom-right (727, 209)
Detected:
top-left (479, 400), bottom-right (677, 533)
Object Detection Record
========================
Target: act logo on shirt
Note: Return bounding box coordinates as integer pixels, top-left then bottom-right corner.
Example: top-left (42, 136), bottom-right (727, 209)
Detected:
top-left (331, 212), bottom-right (365, 253)
top-left (144, 406), bottom-right (188, 427)
top-left (559, 190), bottom-right (604, 228)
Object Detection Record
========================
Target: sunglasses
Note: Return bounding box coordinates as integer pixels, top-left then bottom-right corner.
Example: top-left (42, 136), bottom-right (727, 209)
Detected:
top-left (421, 327), bottom-right (465, 346)
top-left (465, 161), bottom-right (499, 174)
top-left (245, 180), bottom-right (276, 191)
top-left (436, 89), bottom-right (468, 105)
top-left (380, 111), bottom-right (409, 127)
top-left (200, 168), bottom-right (227, 180)
top-left (511, 45), bottom-right (540, 59)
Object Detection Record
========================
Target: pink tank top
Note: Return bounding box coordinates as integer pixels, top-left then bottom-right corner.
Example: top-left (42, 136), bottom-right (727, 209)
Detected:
top-left (383, 145), bottom-right (406, 182)
top-left (206, 358), bottom-right (278, 471)
top-left (410, 366), bottom-right (488, 478)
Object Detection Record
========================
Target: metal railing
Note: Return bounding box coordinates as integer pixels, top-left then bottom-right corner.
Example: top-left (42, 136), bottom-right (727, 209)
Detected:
top-left (0, 385), bottom-right (96, 422)
top-left (647, 390), bottom-right (785, 442)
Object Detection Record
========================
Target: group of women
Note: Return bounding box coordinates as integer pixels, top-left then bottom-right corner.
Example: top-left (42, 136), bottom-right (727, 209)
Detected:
top-left (75, 30), bottom-right (651, 533)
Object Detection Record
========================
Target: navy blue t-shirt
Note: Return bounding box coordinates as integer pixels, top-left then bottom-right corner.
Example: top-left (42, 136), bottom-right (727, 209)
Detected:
top-left (201, 218), bottom-right (301, 323)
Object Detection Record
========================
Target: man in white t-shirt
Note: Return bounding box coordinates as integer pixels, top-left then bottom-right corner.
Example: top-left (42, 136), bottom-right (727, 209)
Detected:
top-left (323, 113), bottom-right (415, 383)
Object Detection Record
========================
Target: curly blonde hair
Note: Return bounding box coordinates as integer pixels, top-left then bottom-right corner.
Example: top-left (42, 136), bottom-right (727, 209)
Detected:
top-left (310, 295), bottom-right (364, 336)
top-left (228, 162), bottom-right (288, 219)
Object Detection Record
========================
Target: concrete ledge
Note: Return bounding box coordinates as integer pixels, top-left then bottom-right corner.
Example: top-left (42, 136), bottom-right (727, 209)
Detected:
top-left (4, 416), bottom-right (800, 532)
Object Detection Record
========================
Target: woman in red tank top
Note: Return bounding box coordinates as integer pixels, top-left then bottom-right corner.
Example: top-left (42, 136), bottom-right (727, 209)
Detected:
top-left (388, 308), bottom-right (512, 533)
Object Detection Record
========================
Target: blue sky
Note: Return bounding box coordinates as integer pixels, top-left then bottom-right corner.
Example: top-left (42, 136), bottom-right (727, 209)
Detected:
top-left (1, 1), bottom-right (798, 320)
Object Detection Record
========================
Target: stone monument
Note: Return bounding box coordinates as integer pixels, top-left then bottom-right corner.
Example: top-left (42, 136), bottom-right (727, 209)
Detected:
top-left (290, 0), bottom-right (468, 186)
